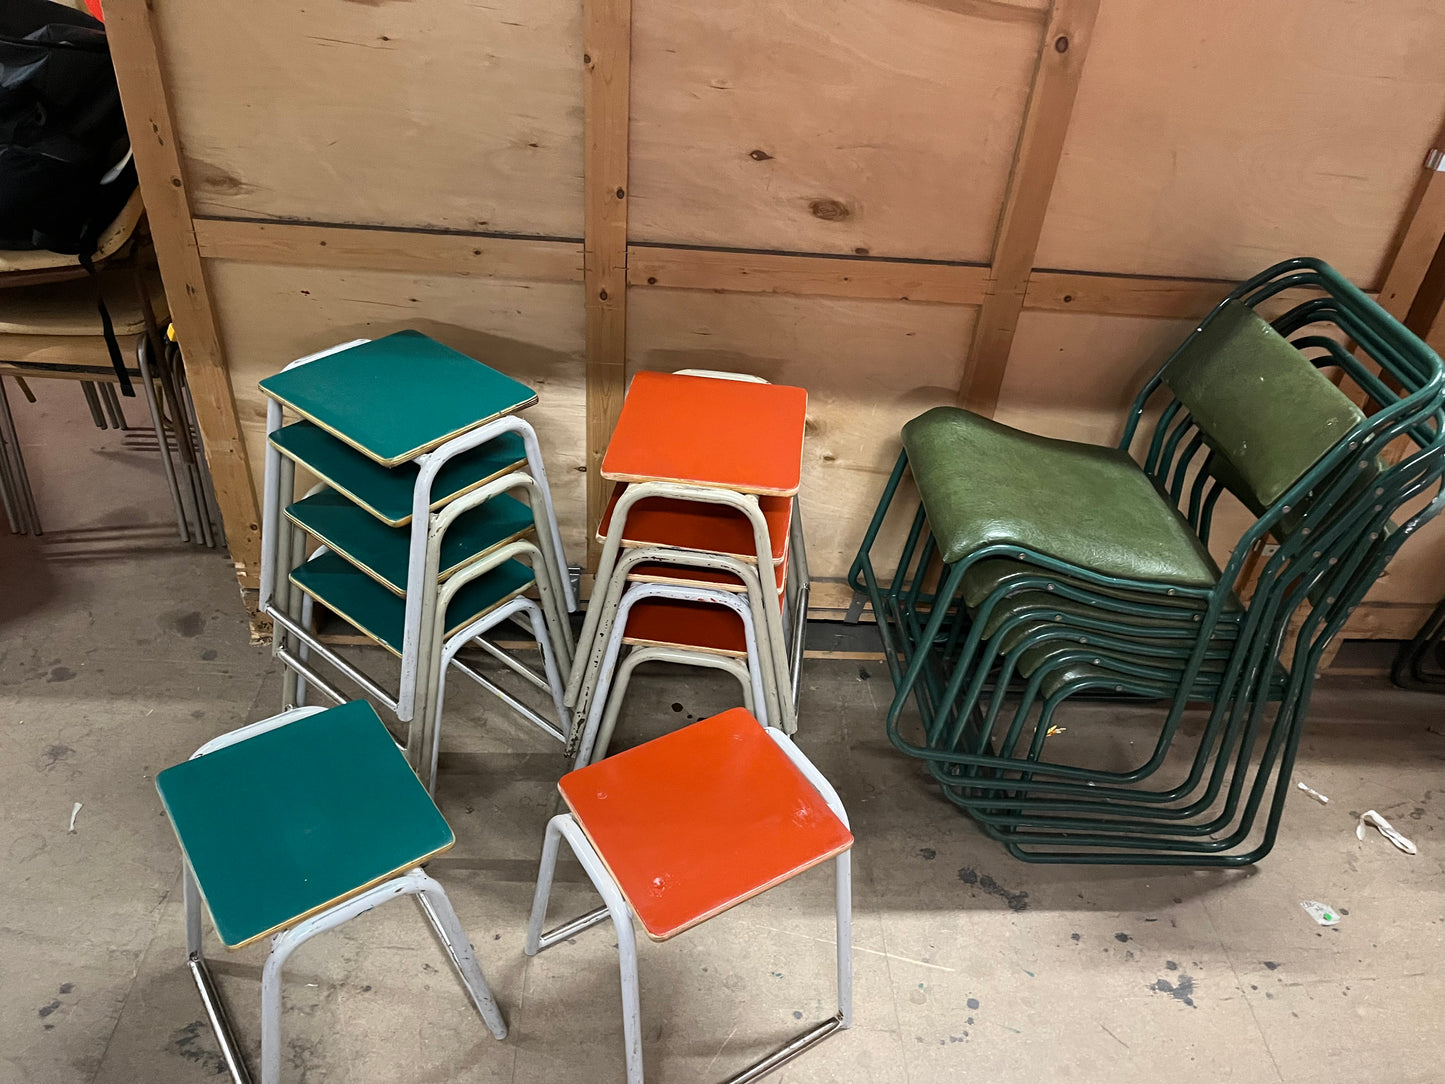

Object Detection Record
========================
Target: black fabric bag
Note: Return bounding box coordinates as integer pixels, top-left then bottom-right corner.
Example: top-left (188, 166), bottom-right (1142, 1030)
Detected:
top-left (0, 0), bottom-right (139, 392)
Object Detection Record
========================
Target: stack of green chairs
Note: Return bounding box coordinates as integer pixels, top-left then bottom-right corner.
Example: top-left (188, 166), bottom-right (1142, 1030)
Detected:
top-left (849, 257), bottom-right (1445, 865)
top-left (258, 331), bottom-right (579, 790)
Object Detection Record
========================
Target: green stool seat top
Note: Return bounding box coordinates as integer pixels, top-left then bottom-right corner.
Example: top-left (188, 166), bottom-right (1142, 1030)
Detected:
top-left (259, 331), bottom-right (538, 466)
top-left (155, 701), bottom-right (453, 949)
top-left (270, 421), bottom-right (528, 527)
top-left (289, 549), bottom-right (534, 655)
top-left (286, 489), bottom-right (535, 596)
top-left (901, 407), bottom-right (1221, 588)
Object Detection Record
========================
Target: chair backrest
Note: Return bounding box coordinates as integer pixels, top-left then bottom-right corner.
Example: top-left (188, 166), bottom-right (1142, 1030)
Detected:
top-left (1161, 299), bottom-right (1364, 509)
top-left (1119, 258), bottom-right (1445, 616)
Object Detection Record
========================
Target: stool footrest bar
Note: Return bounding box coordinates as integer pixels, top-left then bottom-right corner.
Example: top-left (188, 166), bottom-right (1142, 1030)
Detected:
top-left (536, 905), bottom-right (612, 951)
top-left (722, 1012), bottom-right (846, 1084)
top-left (187, 952), bottom-right (253, 1084)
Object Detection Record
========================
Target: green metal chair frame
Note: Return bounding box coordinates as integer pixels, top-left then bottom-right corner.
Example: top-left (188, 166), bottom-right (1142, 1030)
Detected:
top-left (848, 256), bottom-right (1445, 864)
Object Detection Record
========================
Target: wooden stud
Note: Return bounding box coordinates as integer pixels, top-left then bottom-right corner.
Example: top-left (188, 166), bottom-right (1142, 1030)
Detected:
top-left (104, 0), bottom-right (263, 584)
top-left (1024, 272), bottom-right (1234, 319)
top-left (194, 219), bottom-right (584, 282)
top-left (629, 246), bottom-right (990, 304)
top-left (1375, 121), bottom-right (1445, 320)
top-left (583, 0), bottom-right (632, 567)
top-left (959, 0), bottom-right (1102, 415)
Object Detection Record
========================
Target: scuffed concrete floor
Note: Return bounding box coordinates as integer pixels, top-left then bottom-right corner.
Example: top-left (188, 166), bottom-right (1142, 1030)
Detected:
top-left (3, 388), bottom-right (1444, 1084)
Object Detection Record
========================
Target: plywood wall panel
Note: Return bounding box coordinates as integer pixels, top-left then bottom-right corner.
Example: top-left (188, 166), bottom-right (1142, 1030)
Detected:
top-left (628, 0), bottom-right (1044, 261)
top-left (207, 262), bottom-right (588, 558)
top-left (627, 288), bottom-right (976, 579)
top-left (154, 0), bottom-right (584, 237)
top-left (1035, 0), bottom-right (1445, 284)
top-left (994, 310), bottom-right (1195, 445)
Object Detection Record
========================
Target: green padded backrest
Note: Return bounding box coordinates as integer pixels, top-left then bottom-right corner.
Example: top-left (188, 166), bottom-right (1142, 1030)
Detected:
top-left (1163, 299), bottom-right (1365, 508)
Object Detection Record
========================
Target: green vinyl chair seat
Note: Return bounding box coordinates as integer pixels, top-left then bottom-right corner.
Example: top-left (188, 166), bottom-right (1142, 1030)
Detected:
top-left (289, 549), bottom-right (534, 656)
top-left (287, 488), bottom-right (535, 596)
top-left (269, 420), bottom-right (528, 527)
top-left (154, 701), bottom-right (454, 949)
top-left (1163, 300), bottom-right (1365, 508)
top-left (901, 407), bottom-right (1221, 587)
top-left (258, 330), bottom-right (538, 466)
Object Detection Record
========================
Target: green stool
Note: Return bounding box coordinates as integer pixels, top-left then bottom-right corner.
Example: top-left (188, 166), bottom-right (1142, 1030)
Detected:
top-left (257, 332), bottom-right (578, 782)
top-left (156, 701), bottom-right (507, 1083)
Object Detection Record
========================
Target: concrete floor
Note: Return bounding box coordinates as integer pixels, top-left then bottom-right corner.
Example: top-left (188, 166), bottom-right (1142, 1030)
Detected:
top-left (4, 388), bottom-right (1444, 1084)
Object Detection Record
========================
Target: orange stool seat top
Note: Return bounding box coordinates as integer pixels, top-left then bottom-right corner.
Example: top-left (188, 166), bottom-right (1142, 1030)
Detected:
top-left (558, 708), bottom-right (852, 940)
top-left (601, 372), bottom-right (808, 497)
top-left (598, 482), bottom-right (791, 564)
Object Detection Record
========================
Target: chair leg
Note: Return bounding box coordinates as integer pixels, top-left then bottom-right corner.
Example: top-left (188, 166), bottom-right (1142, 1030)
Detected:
top-left (136, 338), bottom-right (190, 542)
top-left (98, 381), bottom-right (127, 429)
top-left (0, 430), bottom-right (22, 534)
top-left (524, 815), bottom-right (644, 1084)
top-left (0, 377), bottom-right (41, 535)
top-left (80, 382), bottom-right (108, 428)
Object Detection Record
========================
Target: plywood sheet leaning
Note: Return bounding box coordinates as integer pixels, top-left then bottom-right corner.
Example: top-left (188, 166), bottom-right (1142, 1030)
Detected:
top-left (210, 261), bottom-right (588, 560)
top-left (152, 0), bottom-right (585, 237)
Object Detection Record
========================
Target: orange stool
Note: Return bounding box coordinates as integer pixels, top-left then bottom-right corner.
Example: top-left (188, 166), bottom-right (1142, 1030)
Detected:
top-left (524, 707), bottom-right (853, 1083)
top-left (569, 371), bottom-right (811, 738)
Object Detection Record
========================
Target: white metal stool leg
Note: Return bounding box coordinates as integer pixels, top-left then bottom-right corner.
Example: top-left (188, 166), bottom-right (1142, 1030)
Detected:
top-left (570, 545), bottom-right (783, 736)
top-left (593, 645), bottom-right (758, 761)
top-left (572, 583), bottom-right (768, 767)
top-left (424, 595), bottom-right (573, 792)
top-left (525, 815), bottom-right (645, 1084)
top-left (187, 866), bottom-right (506, 1084)
top-left (184, 861), bottom-right (252, 1084)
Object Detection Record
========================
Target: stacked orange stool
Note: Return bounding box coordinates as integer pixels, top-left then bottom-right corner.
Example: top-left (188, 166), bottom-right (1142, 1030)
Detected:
top-left (565, 371), bottom-right (811, 765)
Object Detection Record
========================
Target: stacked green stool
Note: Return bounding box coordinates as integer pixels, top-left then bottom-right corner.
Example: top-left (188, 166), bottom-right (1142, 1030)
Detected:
top-left (850, 257), bottom-right (1445, 864)
top-left (156, 700), bottom-right (508, 1084)
top-left (259, 331), bottom-right (577, 788)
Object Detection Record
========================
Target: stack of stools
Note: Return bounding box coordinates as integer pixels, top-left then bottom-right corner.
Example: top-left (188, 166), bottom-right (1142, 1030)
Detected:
top-left (565, 370), bottom-right (811, 766)
top-left (258, 331), bottom-right (577, 788)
